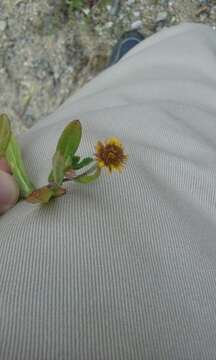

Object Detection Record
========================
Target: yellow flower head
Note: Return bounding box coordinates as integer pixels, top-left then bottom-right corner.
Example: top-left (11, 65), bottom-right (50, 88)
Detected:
top-left (94, 137), bottom-right (128, 174)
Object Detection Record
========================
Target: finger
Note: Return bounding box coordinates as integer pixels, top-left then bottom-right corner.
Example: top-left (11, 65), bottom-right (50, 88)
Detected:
top-left (0, 169), bottom-right (20, 215)
top-left (0, 158), bottom-right (12, 174)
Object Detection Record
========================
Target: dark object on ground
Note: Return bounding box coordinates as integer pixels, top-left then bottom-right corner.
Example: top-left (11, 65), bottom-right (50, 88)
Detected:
top-left (107, 30), bottom-right (145, 67)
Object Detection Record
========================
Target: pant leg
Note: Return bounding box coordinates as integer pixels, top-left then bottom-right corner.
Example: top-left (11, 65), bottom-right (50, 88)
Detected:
top-left (1, 23), bottom-right (216, 360)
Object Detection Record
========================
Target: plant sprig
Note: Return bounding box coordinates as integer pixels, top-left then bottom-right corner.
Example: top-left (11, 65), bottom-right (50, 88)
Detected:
top-left (0, 114), bottom-right (128, 205)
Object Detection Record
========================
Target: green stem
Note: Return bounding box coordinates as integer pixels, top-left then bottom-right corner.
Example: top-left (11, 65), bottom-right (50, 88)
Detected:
top-left (5, 134), bottom-right (36, 198)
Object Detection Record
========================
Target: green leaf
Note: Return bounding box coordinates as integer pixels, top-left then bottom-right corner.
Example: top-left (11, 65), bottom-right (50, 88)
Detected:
top-left (0, 114), bottom-right (11, 157)
top-left (5, 134), bottom-right (36, 197)
top-left (48, 120), bottom-right (82, 184)
top-left (73, 166), bottom-right (101, 184)
top-left (66, 0), bottom-right (83, 10)
top-left (48, 169), bottom-right (54, 183)
top-left (52, 150), bottom-right (65, 186)
top-left (49, 120), bottom-right (82, 184)
top-left (56, 120), bottom-right (82, 169)
top-left (72, 157), bottom-right (94, 170)
top-left (71, 155), bottom-right (80, 167)
top-left (48, 156), bottom-right (95, 182)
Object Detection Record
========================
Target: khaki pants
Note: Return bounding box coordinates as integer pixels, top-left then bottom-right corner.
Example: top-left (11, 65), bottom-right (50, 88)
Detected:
top-left (1, 23), bottom-right (216, 359)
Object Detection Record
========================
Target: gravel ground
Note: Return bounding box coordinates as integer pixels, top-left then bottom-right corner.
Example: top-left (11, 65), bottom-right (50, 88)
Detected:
top-left (0, 0), bottom-right (216, 136)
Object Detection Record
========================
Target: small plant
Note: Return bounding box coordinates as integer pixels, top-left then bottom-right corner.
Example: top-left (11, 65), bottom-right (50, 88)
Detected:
top-left (0, 114), bottom-right (128, 205)
top-left (66, 0), bottom-right (84, 11)
top-left (66, 0), bottom-right (99, 11)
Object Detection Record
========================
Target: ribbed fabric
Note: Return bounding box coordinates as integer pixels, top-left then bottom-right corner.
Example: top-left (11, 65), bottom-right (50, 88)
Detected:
top-left (1, 23), bottom-right (216, 359)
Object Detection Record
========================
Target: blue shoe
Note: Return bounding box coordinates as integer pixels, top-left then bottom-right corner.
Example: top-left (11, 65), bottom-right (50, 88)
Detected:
top-left (107, 30), bottom-right (145, 67)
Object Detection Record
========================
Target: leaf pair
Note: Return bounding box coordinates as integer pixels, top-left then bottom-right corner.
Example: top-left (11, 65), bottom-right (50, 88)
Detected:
top-left (71, 155), bottom-right (94, 170)
top-left (48, 120), bottom-right (100, 186)
top-left (48, 120), bottom-right (82, 186)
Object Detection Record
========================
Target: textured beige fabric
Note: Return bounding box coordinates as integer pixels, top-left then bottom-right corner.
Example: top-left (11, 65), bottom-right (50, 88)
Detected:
top-left (1, 22), bottom-right (216, 359)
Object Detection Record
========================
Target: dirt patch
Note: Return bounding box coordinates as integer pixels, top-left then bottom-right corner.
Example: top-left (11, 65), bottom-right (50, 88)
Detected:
top-left (0, 0), bottom-right (215, 135)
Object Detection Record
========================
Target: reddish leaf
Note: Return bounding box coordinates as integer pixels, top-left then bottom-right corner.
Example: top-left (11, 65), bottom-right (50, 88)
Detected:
top-left (26, 185), bottom-right (66, 204)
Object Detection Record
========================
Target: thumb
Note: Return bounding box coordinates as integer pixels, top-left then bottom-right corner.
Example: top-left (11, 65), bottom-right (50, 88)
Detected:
top-left (0, 161), bottom-right (20, 215)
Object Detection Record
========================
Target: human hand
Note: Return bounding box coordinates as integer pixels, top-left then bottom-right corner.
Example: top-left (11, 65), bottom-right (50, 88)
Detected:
top-left (0, 158), bottom-right (20, 215)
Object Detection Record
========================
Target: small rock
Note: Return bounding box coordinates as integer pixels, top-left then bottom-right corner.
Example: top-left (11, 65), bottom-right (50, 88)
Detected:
top-left (168, 1), bottom-right (176, 9)
top-left (82, 8), bottom-right (90, 16)
top-left (0, 20), bottom-right (7, 32)
top-left (198, 0), bottom-right (208, 4)
top-left (156, 11), bottom-right (168, 23)
top-left (105, 21), bottom-right (113, 29)
top-left (133, 11), bottom-right (140, 17)
top-left (131, 20), bottom-right (142, 30)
